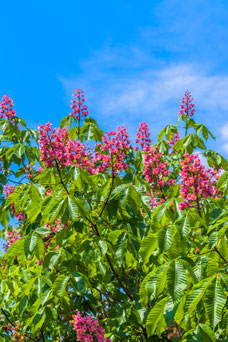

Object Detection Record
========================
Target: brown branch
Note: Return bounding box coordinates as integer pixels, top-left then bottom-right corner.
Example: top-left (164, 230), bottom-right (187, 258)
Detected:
top-left (105, 253), bottom-right (133, 300)
top-left (214, 247), bottom-right (228, 264)
top-left (1, 308), bottom-right (37, 341)
top-left (98, 174), bottom-right (115, 218)
top-left (55, 161), bottom-right (69, 195)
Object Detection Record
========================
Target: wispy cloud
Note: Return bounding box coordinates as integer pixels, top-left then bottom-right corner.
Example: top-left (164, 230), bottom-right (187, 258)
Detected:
top-left (59, 0), bottom-right (228, 150)
top-left (220, 123), bottom-right (228, 154)
top-left (59, 50), bottom-right (228, 136)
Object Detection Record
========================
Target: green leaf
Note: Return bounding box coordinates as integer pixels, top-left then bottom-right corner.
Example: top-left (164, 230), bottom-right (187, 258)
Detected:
top-left (175, 215), bottom-right (190, 238)
top-left (80, 119), bottom-right (103, 141)
top-left (199, 324), bottom-right (216, 342)
top-left (204, 276), bottom-right (226, 329)
top-left (167, 260), bottom-right (188, 302)
top-left (139, 231), bottom-right (158, 264)
top-left (24, 233), bottom-right (38, 257)
top-left (146, 297), bottom-right (168, 337)
top-left (158, 226), bottom-right (173, 252)
top-left (67, 196), bottom-right (79, 220)
top-left (52, 274), bottom-right (69, 297)
top-left (186, 276), bottom-right (215, 315)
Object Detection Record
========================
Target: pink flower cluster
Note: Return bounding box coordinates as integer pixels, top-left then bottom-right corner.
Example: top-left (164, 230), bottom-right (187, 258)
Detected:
top-left (168, 132), bottom-right (180, 154)
top-left (143, 146), bottom-right (176, 208)
top-left (95, 126), bottom-right (132, 176)
top-left (3, 185), bottom-right (25, 221)
top-left (167, 321), bottom-right (182, 340)
top-left (39, 122), bottom-right (132, 176)
top-left (70, 89), bottom-right (88, 121)
top-left (3, 229), bottom-right (21, 252)
top-left (0, 95), bottom-right (16, 124)
top-left (179, 153), bottom-right (221, 210)
top-left (135, 122), bottom-right (151, 151)
top-left (71, 312), bottom-right (111, 342)
top-left (38, 123), bottom-right (94, 172)
top-left (179, 90), bottom-right (195, 117)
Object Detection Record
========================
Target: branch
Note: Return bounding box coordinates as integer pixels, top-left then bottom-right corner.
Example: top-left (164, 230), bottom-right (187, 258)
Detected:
top-left (1, 308), bottom-right (37, 341)
top-left (214, 247), bottom-right (227, 264)
top-left (55, 161), bottom-right (69, 195)
top-left (98, 174), bottom-right (115, 218)
top-left (105, 253), bottom-right (133, 300)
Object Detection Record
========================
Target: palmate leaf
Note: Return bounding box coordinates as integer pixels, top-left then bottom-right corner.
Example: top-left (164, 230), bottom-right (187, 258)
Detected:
top-left (146, 297), bottom-right (168, 337)
top-left (174, 215), bottom-right (190, 238)
top-left (158, 225), bottom-right (173, 252)
top-left (185, 275), bottom-right (215, 316)
top-left (193, 256), bottom-right (208, 282)
top-left (204, 276), bottom-right (227, 329)
top-left (139, 230), bottom-right (158, 265)
top-left (199, 324), bottom-right (216, 342)
top-left (80, 118), bottom-right (104, 141)
top-left (167, 259), bottom-right (188, 303)
top-left (52, 274), bottom-right (70, 297)
top-left (24, 233), bottom-right (38, 257)
top-left (140, 264), bottom-right (170, 305)
top-left (66, 196), bottom-right (79, 220)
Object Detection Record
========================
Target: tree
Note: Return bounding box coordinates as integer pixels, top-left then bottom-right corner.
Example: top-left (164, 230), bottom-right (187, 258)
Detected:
top-left (0, 90), bottom-right (227, 341)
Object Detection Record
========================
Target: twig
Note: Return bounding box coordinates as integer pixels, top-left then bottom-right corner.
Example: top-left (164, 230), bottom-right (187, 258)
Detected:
top-left (214, 247), bottom-right (227, 264)
top-left (1, 308), bottom-right (37, 341)
top-left (55, 161), bottom-right (69, 195)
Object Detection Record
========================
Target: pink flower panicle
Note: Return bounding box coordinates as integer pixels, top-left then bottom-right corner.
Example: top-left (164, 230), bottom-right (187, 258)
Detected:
top-left (0, 95), bottom-right (17, 125)
top-left (135, 122), bottom-right (151, 151)
top-left (179, 153), bottom-right (221, 210)
top-left (38, 123), bottom-right (95, 172)
top-left (95, 125), bottom-right (132, 175)
top-left (70, 89), bottom-right (88, 121)
top-left (168, 132), bottom-right (180, 154)
top-left (71, 312), bottom-right (111, 342)
top-left (143, 145), bottom-right (175, 208)
top-left (3, 184), bottom-right (14, 197)
top-left (179, 90), bottom-right (195, 117)
top-left (3, 229), bottom-right (21, 252)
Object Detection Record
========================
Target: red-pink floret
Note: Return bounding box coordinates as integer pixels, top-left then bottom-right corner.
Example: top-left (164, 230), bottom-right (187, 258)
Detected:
top-left (135, 122), bottom-right (151, 151)
top-left (70, 89), bottom-right (88, 121)
top-left (179, 90), bottom-right (195, 117)
top-left (0, 95), bottom-right (17, 123)
top-left (179, 153), bottom-right (221, 210)
top-left (71, 312), bottom-right (111, 342)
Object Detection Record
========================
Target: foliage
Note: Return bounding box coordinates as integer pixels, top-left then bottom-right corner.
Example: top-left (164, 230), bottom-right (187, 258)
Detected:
top-left (0, 91), bottom-right (227, 341)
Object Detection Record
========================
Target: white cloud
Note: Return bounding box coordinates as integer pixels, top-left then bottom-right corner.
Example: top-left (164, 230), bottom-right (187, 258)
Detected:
top-left (220, 123), bottom-right (228, 154)
top-left (221, 123), bottom-right (228, 139)
top-left (58, 42), bottom-right (228, 157)
top-left (222, 143), bottom-right (228, 154)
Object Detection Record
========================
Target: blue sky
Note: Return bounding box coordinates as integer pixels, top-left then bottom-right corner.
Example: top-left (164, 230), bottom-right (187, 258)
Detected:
top-left (1, 0), bottom-right (228, 149)
top-left (1, 0), bottom-right (228, 249)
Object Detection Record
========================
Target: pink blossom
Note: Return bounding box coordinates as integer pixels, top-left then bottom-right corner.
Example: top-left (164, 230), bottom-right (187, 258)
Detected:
top-left (179, 153), bottom-right (221, 210)
top-left (135, 122), bottom-right (151, 150)
top-left (179, 90), bottom-right (195, 117)
top-left (71, 312), bottom-right (111, 342)
top-left (94, 125), bottom-right (132, 176)
top-left (70, 89), bottom-right (88, 121)
top-left (0, 95), bottom-right (19, 127)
